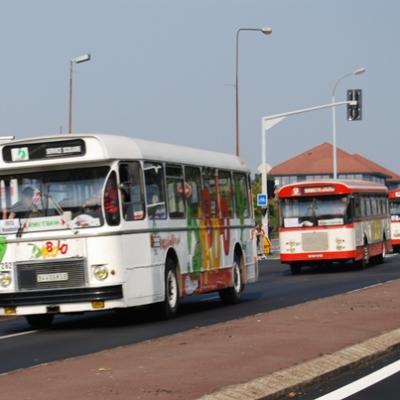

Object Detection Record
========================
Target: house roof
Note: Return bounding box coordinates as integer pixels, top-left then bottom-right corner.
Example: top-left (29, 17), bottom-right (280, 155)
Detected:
top-left (270, 142), bottom-right (397, 180)
top-left (352, 153), bottom-right (400, 183)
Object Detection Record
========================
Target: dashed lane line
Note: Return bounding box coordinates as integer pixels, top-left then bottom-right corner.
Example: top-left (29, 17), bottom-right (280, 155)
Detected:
top-left (0, 330), bottom-right (37, 340)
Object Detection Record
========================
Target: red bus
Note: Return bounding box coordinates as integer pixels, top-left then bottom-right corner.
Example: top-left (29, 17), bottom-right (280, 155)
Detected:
top-left (277, 180), bottom-right (391, 274)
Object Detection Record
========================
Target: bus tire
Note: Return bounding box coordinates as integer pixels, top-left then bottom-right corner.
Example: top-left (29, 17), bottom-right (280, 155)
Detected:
top-left (356, 240), bottom-right (369, 270)
top-left (376, 238), bottom-right (387, 264)
top-left (289, 263), bottom-right (302, 275)
top-left (219, 255), bottom-right (243, 305)
top-left (158, 258), bottom-right (180, 319)
top-left (25, 314), bottom-right (54, 329)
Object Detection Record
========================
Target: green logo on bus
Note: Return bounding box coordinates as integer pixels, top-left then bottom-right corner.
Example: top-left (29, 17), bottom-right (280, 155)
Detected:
top-left (0, 235), bottom-right (7, 262)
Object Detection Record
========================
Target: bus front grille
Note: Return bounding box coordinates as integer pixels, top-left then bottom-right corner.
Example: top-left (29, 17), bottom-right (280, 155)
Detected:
top-left (17, 258), bottom-right (86, 291)
top-left (302, 232), bottom-right (329, 252)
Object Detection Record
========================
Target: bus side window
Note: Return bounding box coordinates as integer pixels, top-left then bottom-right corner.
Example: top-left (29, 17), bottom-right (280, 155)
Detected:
top-left (371, 196), bottom-right (377, 216)
top-left (119, 162), bottom-right (145, 221)
top-left (185, 166), bottom-right (202, 219)
top-left (233, 172), bottom-right (250, 219)
top-left (360, 196), bottom-right (365, 217)
top-left (378, 196), bottom-right (384, 215)
top-left (166, 164), bottom-right (185, 219)
top-left (144, 162), bottom-right (166, 219)
top-left (346, 197), bottom-right (354, 222)
top-left (365, 197), bottom-right (371, 216)
top-left (202, 168), bottom-right (217, 218)
top-left (104, 171), bottom-right (121, 226)
top-left (353, 195), bottom-right (361, 219)
top-left (218, 170), bottom-right (233, 218)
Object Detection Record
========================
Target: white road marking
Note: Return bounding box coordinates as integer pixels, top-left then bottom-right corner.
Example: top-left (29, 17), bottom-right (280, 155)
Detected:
top-left (0, 330), bottom-right (37, 340)
top-left (313, 359), bottom-right (400, 400)
top-left (346, 279), bottom-right (395, 295)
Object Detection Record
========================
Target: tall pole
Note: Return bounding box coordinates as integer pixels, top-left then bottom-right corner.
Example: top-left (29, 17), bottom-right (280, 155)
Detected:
top-left (235, 29), bottom-right (240, 157)
top-left (332, 91), bottom-right (337, 179)
top-left (261, 124), bottom-right (268, 235)
top-left (68, 60), bottom-right (73, 134)
top-left (67, 53), bottom-right (91, 134)
top-left (235, 27), bottom-right (272, 157)
top-left (331, 68), bottom-right (366, 178)
top-left (331, 72), bottom-right (351, 179)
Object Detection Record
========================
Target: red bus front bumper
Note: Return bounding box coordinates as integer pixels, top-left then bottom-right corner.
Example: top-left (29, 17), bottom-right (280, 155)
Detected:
top-left (280, 250), bottom-right (358, 263)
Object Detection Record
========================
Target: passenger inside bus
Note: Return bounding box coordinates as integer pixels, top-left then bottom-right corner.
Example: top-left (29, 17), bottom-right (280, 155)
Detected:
top-left (8, 186), bottom-right (43, 219)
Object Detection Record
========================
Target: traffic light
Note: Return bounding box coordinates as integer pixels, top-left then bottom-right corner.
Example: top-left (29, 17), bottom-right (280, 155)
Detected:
top-left (347, 89), bottom-right (362, 121)
top-left (267, 179), bottom-right (275, 198)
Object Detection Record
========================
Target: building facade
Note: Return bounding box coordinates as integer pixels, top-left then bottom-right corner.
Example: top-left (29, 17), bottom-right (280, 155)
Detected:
top-left (270, 143), bottom-right (400, 189)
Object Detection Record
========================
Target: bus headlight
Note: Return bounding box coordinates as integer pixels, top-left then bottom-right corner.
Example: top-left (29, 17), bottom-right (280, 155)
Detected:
top-left (0, 272), bottom-right (12, 288)
top-left (93, 265), bottom-right (109, 281)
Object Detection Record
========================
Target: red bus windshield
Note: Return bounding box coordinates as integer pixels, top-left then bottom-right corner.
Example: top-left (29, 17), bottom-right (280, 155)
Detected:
top-left (280, 195), bottom-right (350, 228)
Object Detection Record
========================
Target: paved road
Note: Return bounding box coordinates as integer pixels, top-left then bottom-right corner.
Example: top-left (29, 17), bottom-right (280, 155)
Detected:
top-left (292, 345), bottom-right (400, 399)
top-left (1, 256), bottom-right (400, 373)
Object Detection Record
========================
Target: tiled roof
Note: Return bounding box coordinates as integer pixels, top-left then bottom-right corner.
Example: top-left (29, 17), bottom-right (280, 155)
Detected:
top-left (352, 154), bottom-right (400, 183)
top-left (270, 142), bottom-right (397, 180)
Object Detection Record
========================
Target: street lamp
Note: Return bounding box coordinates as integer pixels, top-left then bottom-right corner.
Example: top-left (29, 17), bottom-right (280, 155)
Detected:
top-left (235, 26), bottom-right (272, 157)
top-left (68, 53), bottom-right (91, 134)
top-left (331, 67), bottom-right (366, 178)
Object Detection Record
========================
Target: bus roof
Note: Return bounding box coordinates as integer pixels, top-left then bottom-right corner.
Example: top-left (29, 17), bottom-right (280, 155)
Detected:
top-left (277, 179), bottom-right (388, 198)
top-left (0, 133), bottom-right (248, 172)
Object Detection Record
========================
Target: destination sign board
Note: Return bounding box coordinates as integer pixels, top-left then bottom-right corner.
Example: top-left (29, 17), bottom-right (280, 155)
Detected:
top-left (2, 139), bottom-right (86, 163)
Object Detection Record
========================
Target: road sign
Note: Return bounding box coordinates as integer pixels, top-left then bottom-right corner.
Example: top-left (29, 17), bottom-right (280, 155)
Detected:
top-left (257, 193), bottom-right (268, 207)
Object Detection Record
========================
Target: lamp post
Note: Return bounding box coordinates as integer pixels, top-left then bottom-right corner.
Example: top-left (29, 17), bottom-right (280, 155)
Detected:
top-left (68, 53), bottom-right (91, 134)
top-left (235, 27), bottom-right (272, 157)
top-left (331, 67), bottom-right (366, 178)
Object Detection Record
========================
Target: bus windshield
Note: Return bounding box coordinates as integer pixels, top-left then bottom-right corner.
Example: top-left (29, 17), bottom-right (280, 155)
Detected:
top-left (0, 166), bottom-right (109, 233)
top-left (390, 200), bottom-right (400, 221)
top-left (281, 195), bottom-right (350, 228)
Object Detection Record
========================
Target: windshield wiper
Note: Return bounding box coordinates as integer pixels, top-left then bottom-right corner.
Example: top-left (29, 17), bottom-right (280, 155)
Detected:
top-left (16, 214), bottom-right (31, 238)
top-left (43, 193), bottom-right (64, 216)
top-left (43, 193), bottom-right (79, 234)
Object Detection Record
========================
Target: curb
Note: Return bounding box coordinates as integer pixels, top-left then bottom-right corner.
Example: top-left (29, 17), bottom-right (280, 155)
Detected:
top-left (198, 328), bottom-right (400, 400)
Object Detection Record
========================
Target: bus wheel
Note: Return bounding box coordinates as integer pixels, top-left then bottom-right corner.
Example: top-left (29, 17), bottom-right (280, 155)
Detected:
top-left (376, 239), bottom-right (386, 264)
top-left (158, 258), bottom-right (180, 319)
top-left (219, 256), bottom-right (243, 305)
top-left (356, 241), bottom-right (369, 269)
top-left (25, 314), bottom-right (54, 329)
top-left (290, 263), bottom-right (302, 275)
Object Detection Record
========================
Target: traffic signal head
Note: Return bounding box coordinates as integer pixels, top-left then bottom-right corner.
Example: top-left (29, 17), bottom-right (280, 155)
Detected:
top-left (347, 89), bottom-right (362, 121)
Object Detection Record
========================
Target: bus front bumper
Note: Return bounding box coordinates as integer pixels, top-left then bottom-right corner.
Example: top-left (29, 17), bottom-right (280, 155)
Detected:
top-left (0, 285), bottom-right (124, 316)
top-left (280, 250), bottom-right (358, 263)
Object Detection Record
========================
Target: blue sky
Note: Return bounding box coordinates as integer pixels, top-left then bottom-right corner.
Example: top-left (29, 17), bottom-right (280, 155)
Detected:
top-left (0, 1), bottom-right (398, 173)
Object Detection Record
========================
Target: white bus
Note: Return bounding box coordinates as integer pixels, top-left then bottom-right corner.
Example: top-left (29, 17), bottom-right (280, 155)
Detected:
top-left (277, 180), bottom-right (391, 274)
top-left (0, 134), bottom-right (257, 327)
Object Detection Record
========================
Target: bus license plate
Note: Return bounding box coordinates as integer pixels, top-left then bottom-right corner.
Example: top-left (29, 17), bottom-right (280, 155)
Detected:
top-left (37, 272), bottom-right (69, 283)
